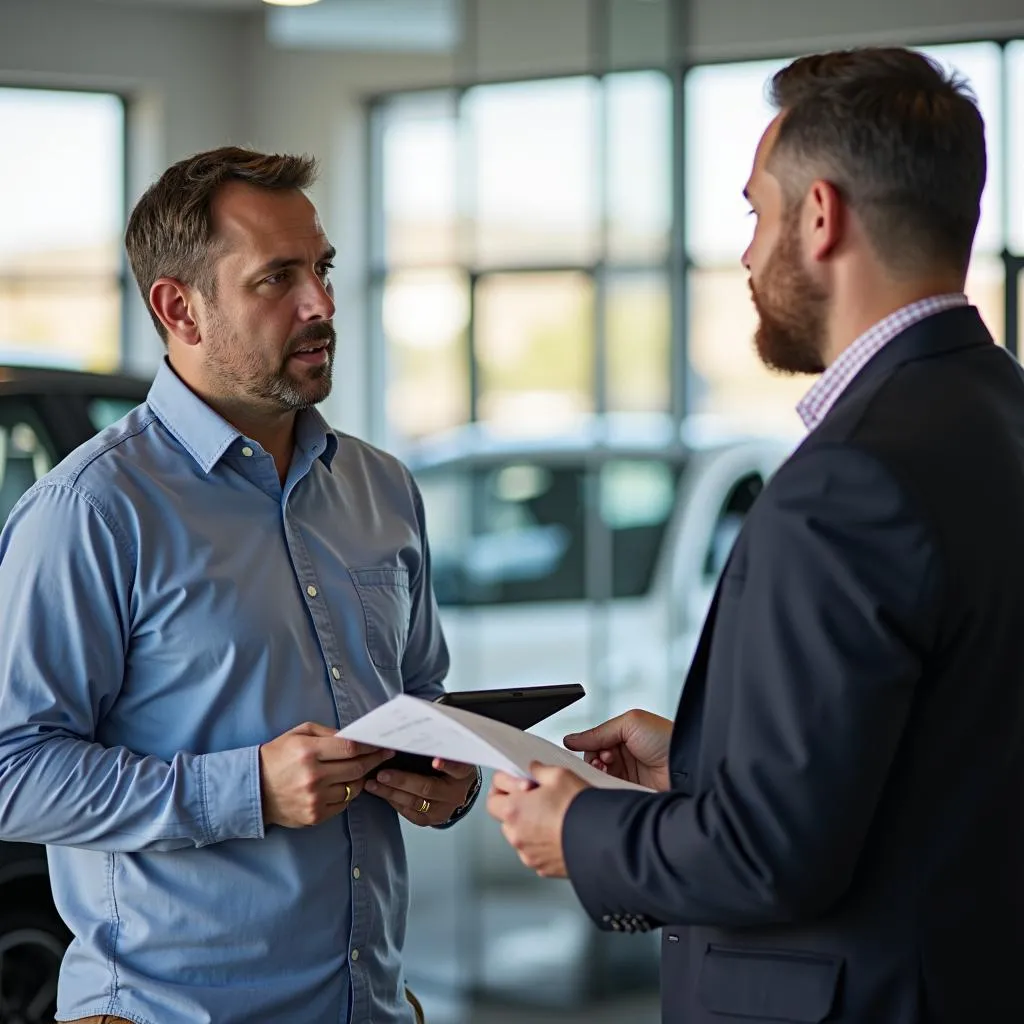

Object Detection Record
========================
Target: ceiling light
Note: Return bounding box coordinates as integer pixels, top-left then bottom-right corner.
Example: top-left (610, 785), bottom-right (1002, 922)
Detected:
top-left (263, 0), bottom-right (323, 7)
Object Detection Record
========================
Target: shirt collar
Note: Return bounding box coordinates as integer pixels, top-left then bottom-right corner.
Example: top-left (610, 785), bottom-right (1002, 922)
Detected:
top-left (796, 292), bottom-right (970, 431)
top-left (147, 358), bottom-right (339, 474)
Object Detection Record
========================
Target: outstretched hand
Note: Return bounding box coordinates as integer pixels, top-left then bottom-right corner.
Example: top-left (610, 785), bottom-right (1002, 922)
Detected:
top-left (563, 709), bottom-right (673, 792)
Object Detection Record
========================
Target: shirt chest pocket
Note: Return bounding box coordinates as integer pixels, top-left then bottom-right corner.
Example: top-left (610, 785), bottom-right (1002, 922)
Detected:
top-left (350, 567), bottom-right (412, 671)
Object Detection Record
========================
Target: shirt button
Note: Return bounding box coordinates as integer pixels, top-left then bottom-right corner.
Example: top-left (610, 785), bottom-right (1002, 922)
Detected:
top-left (351, 949), bottom-right (360, 962)
top-left (306, 585), bottom-right (318, 598)
top-left (241, 446), bottom-right (254, 457)
top-left (353, 866), bottom-right (361, 879)
top-left (332, 666), bottom-right (341, 680)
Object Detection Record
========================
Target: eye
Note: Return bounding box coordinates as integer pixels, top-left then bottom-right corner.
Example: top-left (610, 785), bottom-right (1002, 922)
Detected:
top-left (262, 270), bottom-right (288, 286)
top-left (316, 261), bottom-right (335, 281)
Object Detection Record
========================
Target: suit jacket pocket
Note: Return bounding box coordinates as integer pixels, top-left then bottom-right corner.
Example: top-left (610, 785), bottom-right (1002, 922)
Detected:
top-left (698, 944), bottom-right (842, 1022)
top-left (350, 567), bottom-right (412, 670)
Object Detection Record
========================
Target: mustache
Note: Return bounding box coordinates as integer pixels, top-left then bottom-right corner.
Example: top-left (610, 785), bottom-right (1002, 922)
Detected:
top-left (287, 322), bottom-right (336, 356)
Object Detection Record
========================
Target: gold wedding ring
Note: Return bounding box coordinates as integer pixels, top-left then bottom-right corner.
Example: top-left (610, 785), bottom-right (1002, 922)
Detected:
top-left (343, 784), bottom-right (352, 804)
top-left (417, 798), bottom-right (431, 814)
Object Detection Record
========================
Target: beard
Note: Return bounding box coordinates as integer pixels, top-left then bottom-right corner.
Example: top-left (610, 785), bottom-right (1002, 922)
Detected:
top-left (204, 317), bottom-right (336, 411)
top-left (749, 209), bottom-right (828, 375)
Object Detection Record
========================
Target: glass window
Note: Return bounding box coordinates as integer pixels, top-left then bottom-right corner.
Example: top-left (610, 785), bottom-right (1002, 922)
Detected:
top-left (606, 271), bottom-right (670, 413)
top-left (687, 265), bottom-right (807, 434)
top-left (1009, 42), bottom-right (1024, 254)
top-left (464, 77), bottom-right (599, 267)
top-left (375, 91), bottom-right (459, 267)
top-left (0, 88), bottom-right (124, 371)
top-left (917, 43), bottom-right (1003, 255)
top-left (685, 59), bottom-right (790, 266)
top-left (966, 254), bottom-right (1005, 346)
top-left (474, 272), bottom-right (594, 434)
top-left (382, 269), bottom-right (471, 440)
top-left (0, 279), bottom-right (122, 373)
top-left (373, 72), bottom-right (674, 447)
top-left (606, 71), bottom-right (672, 262)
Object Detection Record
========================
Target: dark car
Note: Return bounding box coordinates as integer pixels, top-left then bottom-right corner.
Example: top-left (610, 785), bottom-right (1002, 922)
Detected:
top-left (0, 365), bottom-right (149, 1024)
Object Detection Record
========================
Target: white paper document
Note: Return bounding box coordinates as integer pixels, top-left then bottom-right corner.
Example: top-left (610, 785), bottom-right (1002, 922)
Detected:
top-left (338, 694), bottom-right (654, 793)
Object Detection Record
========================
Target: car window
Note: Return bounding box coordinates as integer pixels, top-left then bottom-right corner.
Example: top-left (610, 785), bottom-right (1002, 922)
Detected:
top-left (702, 471), bottom-right (763, 583)
top-left (417, 456), bottom-right (683, 606)
top-left (88, 396), bottom-right (141, 432)
top-left (419, 462), bottom-right (585, 606)
top-left (602, 460), bottom-right (680, 598)
top-left (0, 406), bottom-right (55, 525)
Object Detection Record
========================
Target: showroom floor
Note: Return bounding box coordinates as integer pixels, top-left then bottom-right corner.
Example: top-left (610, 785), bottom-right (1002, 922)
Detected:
top-left (417, 990), bottom-right (660, 1023)
top-left (466, 996), bottom-right (660, 1023)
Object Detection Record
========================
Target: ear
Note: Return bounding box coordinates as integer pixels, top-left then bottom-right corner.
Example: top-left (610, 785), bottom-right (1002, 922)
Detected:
top-left (149, 278), bottom-right (202, 346)
top-left (804, 179), bottom-right (843, 262)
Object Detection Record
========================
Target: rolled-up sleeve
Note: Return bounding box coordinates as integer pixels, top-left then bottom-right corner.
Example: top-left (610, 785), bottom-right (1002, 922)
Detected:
top-left (0, 482), bottom-right (263, 851)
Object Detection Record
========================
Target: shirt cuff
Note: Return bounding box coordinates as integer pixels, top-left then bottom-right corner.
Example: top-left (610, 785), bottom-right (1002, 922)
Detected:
top-left (434, 766), bottom-right (482, 830)
top-left (198, 746), bottom-right (265, 845)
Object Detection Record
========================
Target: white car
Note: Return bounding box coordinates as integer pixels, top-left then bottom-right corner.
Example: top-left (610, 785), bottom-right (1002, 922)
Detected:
top-left (399, 414), bottom-right (793, 1008)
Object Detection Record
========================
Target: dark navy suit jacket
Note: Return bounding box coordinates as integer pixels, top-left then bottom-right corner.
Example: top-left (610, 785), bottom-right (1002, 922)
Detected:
top-left (563, 307), bottom-right (1024, 1023)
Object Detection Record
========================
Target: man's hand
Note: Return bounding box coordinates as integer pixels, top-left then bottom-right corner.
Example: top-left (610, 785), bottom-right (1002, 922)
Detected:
top-left (563, 709), bottom-right (673, 792)
top-left (364, 758), bottom-right (478, 826)
top-left (259, 722), bottom-right (394, 828)
top-left (486, 764), bottom-right (588, 878)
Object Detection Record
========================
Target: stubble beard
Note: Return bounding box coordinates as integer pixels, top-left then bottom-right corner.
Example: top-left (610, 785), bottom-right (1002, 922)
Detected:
top-left (205, 317), bottom-right (337, 411)
top-left (749, 209), bottom-right (829, 376)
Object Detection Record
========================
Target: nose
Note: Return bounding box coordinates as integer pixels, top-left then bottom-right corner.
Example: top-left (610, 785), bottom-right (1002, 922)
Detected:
top-left (301, 273), bottom-right (336, 322)
top-left (740, 243), bottom-right (752, 272)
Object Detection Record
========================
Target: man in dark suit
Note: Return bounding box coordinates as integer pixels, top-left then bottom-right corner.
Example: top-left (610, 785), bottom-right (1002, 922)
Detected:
top-left (487, 47), bottom-right (1024, 1023)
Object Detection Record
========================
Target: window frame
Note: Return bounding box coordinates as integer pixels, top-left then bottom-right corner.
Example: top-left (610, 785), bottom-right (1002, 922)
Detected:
top-left (367, 34), bottom-right (1024, 449)
top-left (0, 84), bottom-right (129, 372)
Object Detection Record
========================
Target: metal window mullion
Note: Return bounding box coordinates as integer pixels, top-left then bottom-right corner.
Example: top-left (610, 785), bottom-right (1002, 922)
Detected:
top-left (669, 0), bottom-right (691, 427)
top-left (117, 91), bottom-right (130, 371)
top-left (1006, 253), bottom-right (1023, 357)
top-left (364, 101), bottom-right (388, 447)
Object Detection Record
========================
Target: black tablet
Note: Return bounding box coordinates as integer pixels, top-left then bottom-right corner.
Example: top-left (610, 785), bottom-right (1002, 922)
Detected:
top-left (438, 682), bottom-right (585, 730)
top-left (376, 683), bottom-right (585, 778)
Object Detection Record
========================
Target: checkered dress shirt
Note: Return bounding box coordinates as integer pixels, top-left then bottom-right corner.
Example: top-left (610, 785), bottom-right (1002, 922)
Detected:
top-left (796, 293), bottom-right (970, 431)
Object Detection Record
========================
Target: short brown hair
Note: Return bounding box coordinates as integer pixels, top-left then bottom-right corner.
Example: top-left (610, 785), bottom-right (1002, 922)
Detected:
top-left (125, 146), bottom-right (318, 341)
top-left (768, 47), bottom-right (986, 277)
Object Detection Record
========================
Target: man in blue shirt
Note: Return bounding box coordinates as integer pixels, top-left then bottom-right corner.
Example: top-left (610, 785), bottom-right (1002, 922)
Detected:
top-left (0, 146), bottom-right (479, 1024)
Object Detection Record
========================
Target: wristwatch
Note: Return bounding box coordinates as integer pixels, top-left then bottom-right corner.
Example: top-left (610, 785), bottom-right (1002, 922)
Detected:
top-left (435, 766), bottom-right (483, 829)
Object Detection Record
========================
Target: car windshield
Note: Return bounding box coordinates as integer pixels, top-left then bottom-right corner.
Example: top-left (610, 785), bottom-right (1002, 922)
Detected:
top-left (414, 456), bottom-right (685, 606)
top-left (87, 396), bottom-right (143, 431)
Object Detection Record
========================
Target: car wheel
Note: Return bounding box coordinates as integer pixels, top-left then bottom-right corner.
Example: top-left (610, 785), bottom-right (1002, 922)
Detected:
top-left (0, 907), bottom-right (68, 1024)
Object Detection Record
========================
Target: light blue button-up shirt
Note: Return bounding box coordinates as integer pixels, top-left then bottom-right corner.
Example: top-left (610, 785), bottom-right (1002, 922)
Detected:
top-left (0, 360), bottom-right (451, 1024)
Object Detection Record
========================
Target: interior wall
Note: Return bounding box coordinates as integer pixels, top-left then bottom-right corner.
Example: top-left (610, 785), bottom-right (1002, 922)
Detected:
top-left (690, 0), bottom-right (1024, 60)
